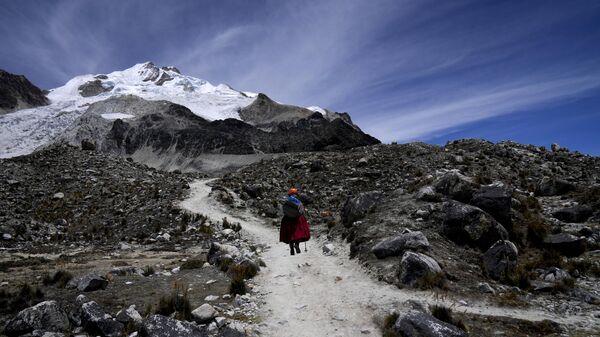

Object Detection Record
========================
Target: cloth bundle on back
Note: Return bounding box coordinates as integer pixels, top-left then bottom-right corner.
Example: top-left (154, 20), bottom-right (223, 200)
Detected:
top-left (280, 187), bottom-right (311, 255)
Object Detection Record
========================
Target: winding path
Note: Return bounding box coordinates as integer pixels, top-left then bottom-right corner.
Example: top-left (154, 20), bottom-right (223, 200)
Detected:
top-left (180, 179), bottom-right (599, 337)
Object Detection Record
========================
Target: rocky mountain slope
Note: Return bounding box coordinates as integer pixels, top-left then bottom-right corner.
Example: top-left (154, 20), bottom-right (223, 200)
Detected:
top-left (215, 139), bottom-right (600, 334)
top-left (0, 69), bottom-right (48, 114)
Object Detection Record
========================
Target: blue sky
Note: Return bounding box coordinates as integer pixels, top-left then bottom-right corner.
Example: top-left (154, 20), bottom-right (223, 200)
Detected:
top-left (1, 0), bottom-right (599, 154)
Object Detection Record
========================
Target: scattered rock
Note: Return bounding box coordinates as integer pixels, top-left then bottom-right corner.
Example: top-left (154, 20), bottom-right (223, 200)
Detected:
top-left (433, 171), bottom-right (479, 202)
top-left (478, 282), bottom-right (495, 294)
top-left (140, 314), bottom-right (206, 337)
top-left (415, 186), bottom-right (441, 202)
top-left (393, 311), bottom-right (467, 337)
top-left (535, 178), bottom-right (575, 196)
top-left (81, 139), bottom-right (96, 151)
top-left (66, 273), bottom-right (108, 292)
top-left (116, 305), bottom-right (143, 327)
top-left (483, 240), bottom-right (518, 280)
top-left (323, 243), bottom-right (335, 255)
top-left (341, 191), bottom-right (383, 227)
top-left (191, 303), bottom-right (217, 324)
top-left (371, 231), bottom-right (430, 259)
top-left (4, 301), bottom-right (70, 337)
top-left (543, 233), bottom-right (587, 257)
top-left (542, 267), bottom-right (571, 283)
top-left (470, 183), bottom-right (512, 227)
top-left (443, 201), bottom-right (509, 250)
top-left (552, 205), bottom-right (593, 223)
top-left (398, 251), bottom-right (442, 286)
top-left (81, 301), bottom-right (124, 337)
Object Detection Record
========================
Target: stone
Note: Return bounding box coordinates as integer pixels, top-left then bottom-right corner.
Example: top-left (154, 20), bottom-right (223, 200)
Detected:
top-left (81, 301), bottom-right (124, 337)
top-left (191, 303), bottom-right (216, 324)
top-left (371, 231), bottom-right (430, 259)
top-left (81, 139), bottom-right (96, 151)
top-left (543, 233), bottom-right (587, 257)
top-left (243, 184), bottom-right (262, 198)
top-left (393, 311), bottom-right (467, 337)
top-left (415, 186), bottom-right (441, 202)
top-left (535, 178), bottom-right (576, 196)
top-left (551, 143), bottom-right (561, 152)
top-left (140, 314), bottom-right (207, 337)
top-left (204, 295), bottom-right (219, 302)
top-left (470, 183), bottom-right (512, 227)
top-left (116, 305), bottom-right (143, 327)
top-left (552, 205), bottom-right (593, 223)
top-left (398, 251), bottom-right (442, 286)
top-left (483, 240), bottom-right (518, 280)
top-left (433, 171), bottom-right (479, 202)
top-left (443, 201), bottom-right (509, 250)
top-left (323, 243), bottom-right (335, 255)
top-left (66, 273), bottom-right (109, 292)
top-left (341, 191), bottom-right (383, 227)
top-left (4, 301), bottom-right (70, 337)
top-left (53, 192), bottom-right (64, 199)
top-left (542, 267), bottom-right (571, 283)
top-left (478, 282), bottom-right (495, 294)
top-left (3, 233), bottom-right (12, 240)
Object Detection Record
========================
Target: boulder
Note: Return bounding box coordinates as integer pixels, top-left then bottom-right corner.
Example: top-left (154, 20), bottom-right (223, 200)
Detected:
top-left (393, 311), bottom-right (467, 337)
top-left (535, 178), bottom-right (575, 196)
top-left (81, 139), bottom-right (96, 151)
top-left (433, 171), bottom-right (479, 202)
top-left (415, 186), bottom-right (441, 202)
top-left (552, 205), bottom-right (593, 223)
top-left (116, 305), bottom-right (143, 327)
top-left (470, 183), bottom-right (512, 227)
top-left (140, 314), bottom-right (207, 337)
top-left (542, 267), bottom-right (571, 283)
top-left (341, 191), bottom-right (383, 227)
top-left (4, 301), bottom-right (70, 337)
top-left (483, 240), bottom-right (518, 280)
top-left (66, 273), bottom-right (108, 292)
top-left (543, 233), bottom-right (587, 257)
top-left (242, 184), bottom-right (262, 198)
top-left (191, 303), bottom-right (217, 324)
top-left (371, 231), bottom-right (430, 259)
top-left (443, 201), bottom-right (509, 250)
top-left (80, 301), bottom-right (124, 337)
top-left (398, 251), bottom-right (442, 286)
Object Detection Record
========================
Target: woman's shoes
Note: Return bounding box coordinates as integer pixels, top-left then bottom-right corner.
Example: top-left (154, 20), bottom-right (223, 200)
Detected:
top-left (290, 248), bottom-right (295, 256)
top-left (295, 245), bottom-right (301, 254)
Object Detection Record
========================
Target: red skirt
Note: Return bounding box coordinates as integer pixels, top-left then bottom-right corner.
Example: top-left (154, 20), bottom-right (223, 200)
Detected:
top-left (280, 215), bottom-right (311, 243)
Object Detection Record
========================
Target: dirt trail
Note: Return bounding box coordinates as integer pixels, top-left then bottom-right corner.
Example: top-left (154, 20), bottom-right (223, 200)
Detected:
top-left (180, 179), bottom-right (599, 337)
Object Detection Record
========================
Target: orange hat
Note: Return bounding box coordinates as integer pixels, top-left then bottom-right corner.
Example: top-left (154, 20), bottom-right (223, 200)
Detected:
top-left (287, 187), bottom-right (298, 196)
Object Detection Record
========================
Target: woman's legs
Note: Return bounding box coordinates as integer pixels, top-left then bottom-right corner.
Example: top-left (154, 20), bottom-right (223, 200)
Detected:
top-left (294, 241), bottom-right (301, 254)
top-left (289, 242), bottom-right (295, 256)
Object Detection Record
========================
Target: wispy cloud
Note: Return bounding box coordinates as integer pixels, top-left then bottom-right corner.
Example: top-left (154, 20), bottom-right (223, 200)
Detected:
top-left (1, 0), bottom-right (599, 145)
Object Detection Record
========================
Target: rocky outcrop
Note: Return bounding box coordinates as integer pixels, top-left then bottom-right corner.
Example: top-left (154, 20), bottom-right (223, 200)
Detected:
top-left (393, 311), bottom-right (467, 337)
top-left (442, 201), bottom-right (509, 250)
top-left (535, 178), bottom-right (576, 196)
top-left (471, 183), bottom-right (512, 227)
top-left (398, 251), bottom-right (442, 286)
top-left (80, 301), bottom-right (124, 337)
top-left (371, 231), bottom-right (429, 259)
top-left (59, 95), bottom-right (379, 171)
top-left (4, 301), bottom-right (70, 337)
top-left (78, 79), bottom-right (113, 97)
top-left (543, 233), bottom-right (587, 257)
top-left (433, 171), bottom-right (479, 202)
top-left (0, 69), bottom-right (49, 114)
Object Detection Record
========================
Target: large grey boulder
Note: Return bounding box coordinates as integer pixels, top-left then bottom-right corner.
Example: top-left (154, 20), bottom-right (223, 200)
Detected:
top-left (341, 191), bottom-right (383, 227)
top-left (4, 301), bottom-right (70, 337)
top-left (535, 178), bottom-right (575, 196)
top-left (433, 171), bottom-right (479, 202)
top-left (443, 201), bottom-right (509, 250)
top-left (116, 305), bottom-right (143, 328)
top-left (393, 311), bottom-right (467, 337)
top-left (191, 303), bottom-right (217, 324)
top-left (399, 251), bottom-right (442, 286)
top-left (80, 301), bottom-right (124, 337)
top-left (552, 205), bottom-right (593, 223)
top-left (483, 240), bottom-right (518, 280)
top-left (543, 233), bottom-right (587, 257)
top-left (470, 183), bottom-right (512, 227)
top-left (371, 231), bottom-right (430, 259)
top-left (140, 314), bottom-right (207, 337)
top-left (415, 186), bottom-right (441, 202)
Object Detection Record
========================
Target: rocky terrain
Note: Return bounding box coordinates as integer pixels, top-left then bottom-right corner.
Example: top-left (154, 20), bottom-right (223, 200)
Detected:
top-left (216, 139), bottom-right (600, 336)
top-left (56, 94), bottom-right (378, 173)
top-left (0, 69), bottom-right (48, 114)
top-left (0, 145), bottom-right (269, 336)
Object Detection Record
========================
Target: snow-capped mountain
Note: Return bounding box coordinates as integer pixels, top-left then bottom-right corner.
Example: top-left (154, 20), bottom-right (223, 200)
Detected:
top-left (0, 62), bottom-right (369, 162)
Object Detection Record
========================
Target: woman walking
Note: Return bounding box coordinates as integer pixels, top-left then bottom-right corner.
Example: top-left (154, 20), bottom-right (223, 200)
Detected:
top-left (280, 187), bottom-right (311, 255)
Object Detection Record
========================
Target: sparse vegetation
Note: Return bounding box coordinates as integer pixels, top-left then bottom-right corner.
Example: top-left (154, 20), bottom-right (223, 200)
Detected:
top-left (414, 272), bottom-right (448, 290)
top-left (42, 269), bottom-right (73, 288)
top-left (430, 305), bottom-right (467, 332)
top-left (155, 281), bottom-right (192, 320)
top-left (0, 283), bottom-right (45, 314)
top-left (382, 312), bottom-right (400, 337)
top-left (494, 291), bottom-right (529, 307)
top-left (142, 265), bottom-right (155, 276)
top-left (181, 256), bottom-right (207, 270)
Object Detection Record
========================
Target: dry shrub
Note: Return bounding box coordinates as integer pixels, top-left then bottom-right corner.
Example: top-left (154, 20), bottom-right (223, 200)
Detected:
top-left (414, 272), bottom-right (448, 290)
top-left (430, 305), bottom-right (468, 332)
top-left (155, 281), bottom-right (191, 320)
